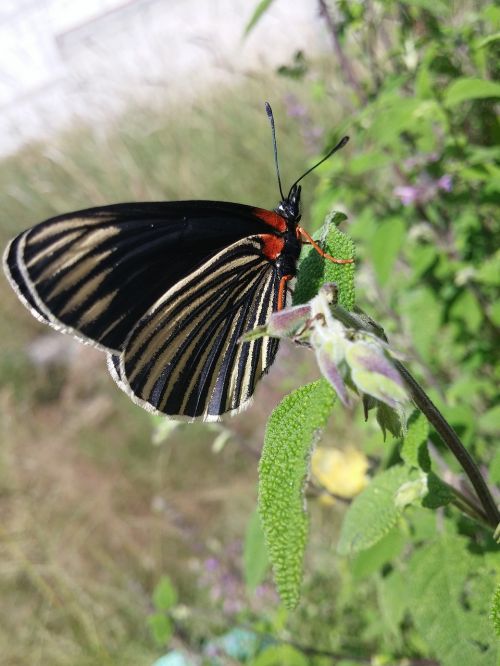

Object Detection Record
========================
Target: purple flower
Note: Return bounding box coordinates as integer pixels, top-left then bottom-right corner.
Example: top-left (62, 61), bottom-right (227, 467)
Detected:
top-left (437, 174), bottom-right (452, 192)
top-left (204, 557), bottom-right (219, 572)
top-left (394, 174), bottom-right (453, 206)
top-left (394, 185), bottom-right (421, 206)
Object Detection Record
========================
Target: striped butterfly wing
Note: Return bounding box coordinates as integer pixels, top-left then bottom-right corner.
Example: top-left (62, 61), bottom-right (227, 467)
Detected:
top-left (5, 231), bottom-right (51, 325)
top-left (110, 235), bottom-right (282, 420)
top-left (3, 202), bottom-right (279, 352)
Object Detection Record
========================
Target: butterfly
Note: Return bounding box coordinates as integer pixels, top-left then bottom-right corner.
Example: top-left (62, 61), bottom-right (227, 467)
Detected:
top-left (3, 104), bottom-right (351, 420)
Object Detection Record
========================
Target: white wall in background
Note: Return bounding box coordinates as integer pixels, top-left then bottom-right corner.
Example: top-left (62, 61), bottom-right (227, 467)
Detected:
top-left (0, 0), bottom-right (329, 155)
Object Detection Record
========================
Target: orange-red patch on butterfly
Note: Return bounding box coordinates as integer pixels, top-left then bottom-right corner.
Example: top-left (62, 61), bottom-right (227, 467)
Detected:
top-left (253, 208), bottom-right (287, 232)
top-left (259, 234), bottom-right (286, 261)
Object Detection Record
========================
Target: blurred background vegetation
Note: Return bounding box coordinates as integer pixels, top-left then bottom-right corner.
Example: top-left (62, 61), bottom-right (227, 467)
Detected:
top-left (0, 1), bottom-right (499, 664)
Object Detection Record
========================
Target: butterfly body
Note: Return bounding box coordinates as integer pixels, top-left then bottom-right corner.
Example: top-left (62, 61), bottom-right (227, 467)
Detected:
top-left (4, 190), bottom-right (304, 420)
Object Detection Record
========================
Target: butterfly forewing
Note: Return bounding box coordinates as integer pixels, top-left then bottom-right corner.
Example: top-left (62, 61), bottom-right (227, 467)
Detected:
top-left (5, 202), bottom-right (279, 352)
top-left (4, 232), bottom-right (52, 325)
top-left (117, 236), bottom-right (281, 419)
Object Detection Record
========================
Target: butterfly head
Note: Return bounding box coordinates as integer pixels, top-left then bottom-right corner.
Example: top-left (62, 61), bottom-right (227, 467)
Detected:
top-left (276, 184), bottom-right (302, 223)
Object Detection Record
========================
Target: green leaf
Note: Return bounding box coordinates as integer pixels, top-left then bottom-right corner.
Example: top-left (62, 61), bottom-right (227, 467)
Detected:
top-left (401, 411), bottom-right (431, 471)
top-left (148, 613), bottom-right (173, 646)
top-left (338, 465), bottom-right (415, 555)
top-left (407, 536), bottom-right (499, 666)
top-left (293, 212), bottom-right (356, 310)
top-left (376, 568), bottom-right (409, 642)
top-left (475, 250), bottom-right (500, 286)
top-left (490, 301), bottom-right (500, 327)
top-left (152, 575), bottom-right (178, 611)
top-left (400, 287), bottom-right (441, 361)
top-left (348, 151), bottom-right (393, 175)
top-left (478, 405), bottom-right (500, 435)
top-left (259, 379), bottom-right (336, 608)
top-left (365, 97), bottom-right (423, 145)
top-left (250, 644), bottom-right (308, 666)
top-left (405, 243), bottom-right (438, 277)
top-left (370, 216), bottom-right (406, 286)
top-left (421, 471), bottom-right (454, 509)
top-left (449, 289), bottom-right (483, 334)
top-left (376, 402), bottom-right (405, 439)
top-left (404, 0), bottom-right (451, 15)
top-left (444, 77), bottom-right (500, 107)
top-left (350, 525), bottom-right (406, 579)
top-left (244, 508), bottom-right (269, 591)
top-left (489, 448), bottom-right (500, 485)
top-left (244, 0), bottom-right (275, 36)
top-left (477, 31), bottom-right (500, 49)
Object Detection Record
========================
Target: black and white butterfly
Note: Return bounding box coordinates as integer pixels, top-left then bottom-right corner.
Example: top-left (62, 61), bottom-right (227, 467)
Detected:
top-left (4, 105), bottom-right (350, 420)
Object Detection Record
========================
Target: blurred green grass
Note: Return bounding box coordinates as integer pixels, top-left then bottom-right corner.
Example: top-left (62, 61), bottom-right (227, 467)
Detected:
top-left (0, 76), bottom-right (366, 664)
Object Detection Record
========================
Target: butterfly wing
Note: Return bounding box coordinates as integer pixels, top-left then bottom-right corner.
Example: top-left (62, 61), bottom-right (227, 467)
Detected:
top-left (4, 231), bottom-right (51, 325)
top-left (3, 201), bottom-right (280, 352)
top-left (112, 235), bottom-right (282, 420)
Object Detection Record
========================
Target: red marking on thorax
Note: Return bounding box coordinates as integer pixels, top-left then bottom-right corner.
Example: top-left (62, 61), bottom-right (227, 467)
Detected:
top-left (253, 208), bottom-right (287, 232)
top-left (259, 234), bottom-right (285, 261)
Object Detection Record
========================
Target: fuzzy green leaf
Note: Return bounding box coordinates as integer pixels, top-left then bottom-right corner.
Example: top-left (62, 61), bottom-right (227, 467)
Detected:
top-left (338, 465), bottom-right (415, 555)
top-left (259, 379), bottom-right (336, 608)
top-left (407, 535), bottom-right (499, 666)
top-left (293, 212), bottom-right (355, 310)
top-left (401, 411), bottom-right (431, 471)
top-left (376, 402), bottom-right (404, 438)
top-left (243, 508), bottom-right (269, 591)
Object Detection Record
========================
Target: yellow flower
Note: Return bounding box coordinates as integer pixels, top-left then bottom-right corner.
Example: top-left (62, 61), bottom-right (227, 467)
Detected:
top-left (311, 447), bottom-right (369, 499)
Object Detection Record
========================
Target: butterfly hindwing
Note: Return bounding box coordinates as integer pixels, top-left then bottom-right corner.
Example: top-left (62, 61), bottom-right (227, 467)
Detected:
top-left (114, 236), bottom-right (282, 419)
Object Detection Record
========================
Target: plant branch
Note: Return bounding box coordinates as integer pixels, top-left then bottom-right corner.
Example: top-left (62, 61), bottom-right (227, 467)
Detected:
top-left (446, 482), bottom-right (490, 528)
top-left (317, 0), bottom-right (367, 103)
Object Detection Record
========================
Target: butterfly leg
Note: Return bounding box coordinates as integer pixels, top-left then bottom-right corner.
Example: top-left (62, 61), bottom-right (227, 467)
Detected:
top-left (278, 274), bottom-right (293, 310)
top-left (297, 226), bottom-right (354, 265)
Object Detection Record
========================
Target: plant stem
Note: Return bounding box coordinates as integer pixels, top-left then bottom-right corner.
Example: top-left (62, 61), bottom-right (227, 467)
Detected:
top-left (448, 485), bottom-right (490, 528)
top-left (317, 0), bottom-right (367, 103)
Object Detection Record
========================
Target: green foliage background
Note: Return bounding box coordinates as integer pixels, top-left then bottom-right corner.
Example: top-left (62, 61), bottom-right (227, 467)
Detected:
top-left (252, 1), bottom-right (500, 664)
top-left (0, 1), bottom-right (498, 665)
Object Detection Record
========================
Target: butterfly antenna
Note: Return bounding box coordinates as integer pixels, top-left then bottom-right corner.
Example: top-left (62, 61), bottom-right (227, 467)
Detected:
top-left (265, 102), bottom-right (286, 201)
top-left (288, 135), bottom-right (349, 196)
